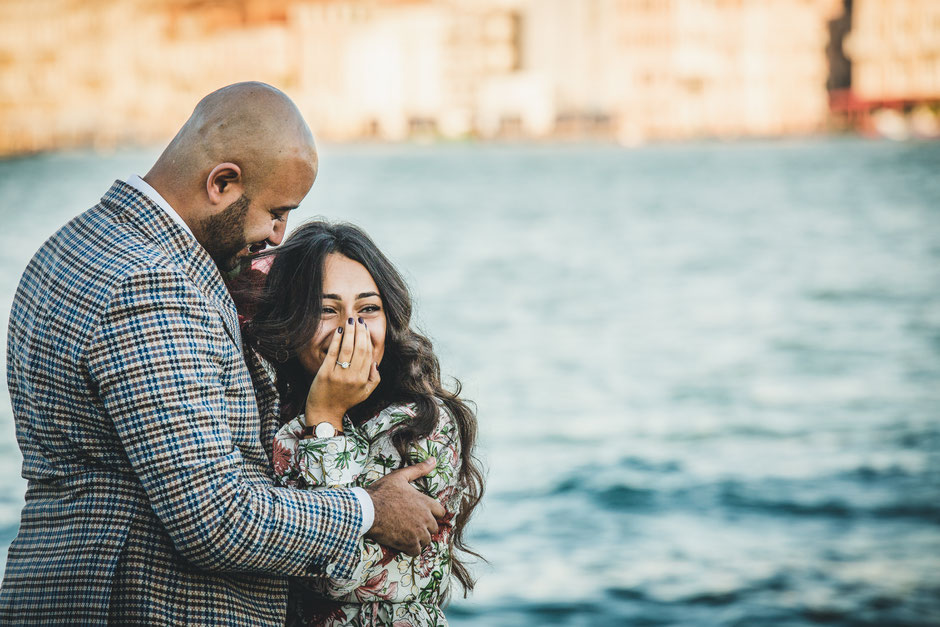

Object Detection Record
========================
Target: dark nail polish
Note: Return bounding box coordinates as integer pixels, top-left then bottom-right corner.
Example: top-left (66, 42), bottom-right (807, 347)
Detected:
top-left (347, 317), bottom-right (354, 325)
top-left (337, 327), bottom-right (343, 334)
top-left (357, 317), bottom-right (364, 324)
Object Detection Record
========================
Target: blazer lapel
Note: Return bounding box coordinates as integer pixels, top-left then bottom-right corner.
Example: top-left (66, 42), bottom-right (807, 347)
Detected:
top-left (184, 249), bottom-right (244, 352)
top-left (243, 347), bottom-right (281, 464)
top-left (100, 180), bottom-right (243, 351)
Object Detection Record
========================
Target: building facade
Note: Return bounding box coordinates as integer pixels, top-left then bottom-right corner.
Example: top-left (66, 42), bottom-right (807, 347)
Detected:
top-left (0, 0), bottom-right (933, 155)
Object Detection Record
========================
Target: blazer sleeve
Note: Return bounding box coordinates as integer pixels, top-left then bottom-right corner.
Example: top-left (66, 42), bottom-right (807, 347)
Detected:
top-left (85, 267), bottom-right (363, 578)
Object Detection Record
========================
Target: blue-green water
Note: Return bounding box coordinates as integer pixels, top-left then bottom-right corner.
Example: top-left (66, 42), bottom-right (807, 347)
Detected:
top-left (1, 140), bottom-right (939, 626)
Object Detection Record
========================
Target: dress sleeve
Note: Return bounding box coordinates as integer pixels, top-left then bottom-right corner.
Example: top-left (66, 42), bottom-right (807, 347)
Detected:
top-left (272, 415), bottom-right (369, 489)
top-left (313, 403), bottom-right (465, 605)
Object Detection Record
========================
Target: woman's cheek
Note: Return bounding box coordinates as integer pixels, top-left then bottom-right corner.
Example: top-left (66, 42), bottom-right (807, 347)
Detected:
top-left (315, 326), bottom-right (334, 353)
top-left (305, 327), bottom-right (333, 371)
top-left (372, 327), bottom-right (386, 365)
top-left (297, 336), bottom-right (321, 376)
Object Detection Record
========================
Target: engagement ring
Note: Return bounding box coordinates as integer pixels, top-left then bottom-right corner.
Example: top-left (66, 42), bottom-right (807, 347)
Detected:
top-left (337, 361), bottom-right (351, 369)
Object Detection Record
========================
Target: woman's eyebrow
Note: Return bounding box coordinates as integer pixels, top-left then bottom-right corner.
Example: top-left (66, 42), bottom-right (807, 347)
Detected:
top-left (321, 292), bottom-right (380, 300)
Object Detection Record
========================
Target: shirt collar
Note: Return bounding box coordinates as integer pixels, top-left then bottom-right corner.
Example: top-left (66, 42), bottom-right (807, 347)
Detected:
top-left (125, 174), bottom-right (195, 239)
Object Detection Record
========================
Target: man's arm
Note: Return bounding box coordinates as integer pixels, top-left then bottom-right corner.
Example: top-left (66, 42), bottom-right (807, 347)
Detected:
top-left (272, 414), bottom-right (443, 557)
top-left (86, 267), bottom-right (361, 577)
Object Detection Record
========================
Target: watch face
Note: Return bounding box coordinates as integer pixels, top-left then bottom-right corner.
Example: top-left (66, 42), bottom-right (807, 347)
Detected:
top-left (314, 422), bottom-right (336, 439)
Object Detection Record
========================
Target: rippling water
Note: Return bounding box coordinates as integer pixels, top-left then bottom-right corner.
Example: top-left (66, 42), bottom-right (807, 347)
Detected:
top-left (1, 139), bottom-right (939, 625)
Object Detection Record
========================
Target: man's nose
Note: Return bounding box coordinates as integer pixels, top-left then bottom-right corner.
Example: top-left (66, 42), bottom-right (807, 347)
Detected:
top-left (266, 221), bottom-right (286, 246)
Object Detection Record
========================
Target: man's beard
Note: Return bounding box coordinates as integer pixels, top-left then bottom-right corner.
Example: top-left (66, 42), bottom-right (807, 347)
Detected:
top-left (196, 194), bottom-right (252, 272)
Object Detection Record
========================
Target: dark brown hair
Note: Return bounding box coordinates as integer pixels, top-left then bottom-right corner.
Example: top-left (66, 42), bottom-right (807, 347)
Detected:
top-left (231, 220), bottom-right (484, 596)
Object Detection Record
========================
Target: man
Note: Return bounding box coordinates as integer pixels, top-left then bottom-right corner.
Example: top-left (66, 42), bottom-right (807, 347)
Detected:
top-left (0, 82), bottom-right (444, 625)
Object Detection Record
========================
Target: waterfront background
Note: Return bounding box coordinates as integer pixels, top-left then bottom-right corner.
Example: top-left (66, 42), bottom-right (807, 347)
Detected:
top-left (1, 138), bottom-right (939, 625)
top-left (1, 0), bottom-right (939, 155)
top-left (2, 0), bottom-right (940, 623)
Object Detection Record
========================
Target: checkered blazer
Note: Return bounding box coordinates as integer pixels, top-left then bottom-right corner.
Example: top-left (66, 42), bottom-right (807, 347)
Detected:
top-left (0, 181), bottom-right (362, 625)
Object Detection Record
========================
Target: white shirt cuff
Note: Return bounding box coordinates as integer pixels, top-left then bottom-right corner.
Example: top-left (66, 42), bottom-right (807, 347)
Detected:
top-left (351, 486), bottom-right (374, 536)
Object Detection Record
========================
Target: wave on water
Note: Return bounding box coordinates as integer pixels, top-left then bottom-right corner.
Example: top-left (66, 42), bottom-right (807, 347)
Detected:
top-left (522, 449), bottom-right (940, 526)
top-left (583, 471), bottom-right (940, 524)
top-left (450, 580), bottom-right (940, 627)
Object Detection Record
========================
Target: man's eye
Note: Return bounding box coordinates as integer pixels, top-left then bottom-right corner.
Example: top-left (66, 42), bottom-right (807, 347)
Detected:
top-left (272, 212), bottom-right (287, 222)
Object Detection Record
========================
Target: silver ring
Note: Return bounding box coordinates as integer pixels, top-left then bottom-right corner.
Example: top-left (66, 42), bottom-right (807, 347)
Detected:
top-left (337, 361), bottom-right (351, 369)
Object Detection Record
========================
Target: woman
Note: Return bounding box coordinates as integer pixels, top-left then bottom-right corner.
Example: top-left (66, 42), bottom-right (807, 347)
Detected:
top-left (235, 221), bottom-right (483, 626)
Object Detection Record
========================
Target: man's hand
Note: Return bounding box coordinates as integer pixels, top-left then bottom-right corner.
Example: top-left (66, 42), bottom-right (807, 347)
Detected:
top-left (365, 458), bottom-right (446, 556)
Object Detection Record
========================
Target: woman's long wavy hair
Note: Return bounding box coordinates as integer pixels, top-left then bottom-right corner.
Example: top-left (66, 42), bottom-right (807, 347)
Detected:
top-left (231, 220), bottom-right (484, 596)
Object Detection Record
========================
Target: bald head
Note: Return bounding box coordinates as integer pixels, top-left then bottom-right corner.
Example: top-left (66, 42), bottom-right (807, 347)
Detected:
top-left (144, 82), bottom-right (318, 268)
top-left (148, 82), bottom-right (317, 206)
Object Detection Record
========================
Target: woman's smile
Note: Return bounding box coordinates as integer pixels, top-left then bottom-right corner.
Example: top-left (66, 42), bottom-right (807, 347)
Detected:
top-left (296, 252), bottom-right (387, 376)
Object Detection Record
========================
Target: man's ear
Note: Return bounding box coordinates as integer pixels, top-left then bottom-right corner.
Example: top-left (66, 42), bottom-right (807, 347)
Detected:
top-left (206, 163), bottom-right (243, 204)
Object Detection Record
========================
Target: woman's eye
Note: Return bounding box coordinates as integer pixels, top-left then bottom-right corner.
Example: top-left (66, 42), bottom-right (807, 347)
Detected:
top-left (361, 305), bottom-right (381, 313)
top-left (321, 307), bottom-right (337, 314)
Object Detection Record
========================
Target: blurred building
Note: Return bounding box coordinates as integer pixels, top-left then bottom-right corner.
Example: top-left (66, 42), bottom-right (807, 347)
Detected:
top-left (291, 0), bottom-right (845, 142)
top-left (0, 0), bottom-right (301, 154)
top-left (0, 0), bottom-right (934, 155)
top-left (845, 0), bottom-right (940, 101)
top-left (835, 0), bottom-right (940, 137)
top-left (826, 0), bottom-right (853, 93)
top-left (608, 0), bottom-right (844, 143)
top-left (289, 0), bottom-right (533, 140)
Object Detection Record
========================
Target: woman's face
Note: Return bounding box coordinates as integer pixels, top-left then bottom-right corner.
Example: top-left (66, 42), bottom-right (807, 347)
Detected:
top-left (297, 252), bottom-right (387, 376)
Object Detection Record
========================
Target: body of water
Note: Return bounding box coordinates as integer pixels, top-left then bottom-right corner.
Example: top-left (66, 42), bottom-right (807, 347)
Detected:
top-left (1, 139), bottom-right (939, 625)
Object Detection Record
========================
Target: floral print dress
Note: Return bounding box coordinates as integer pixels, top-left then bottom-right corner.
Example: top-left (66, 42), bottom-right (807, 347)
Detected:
top-left (273, 402), bottom-right (465, 627)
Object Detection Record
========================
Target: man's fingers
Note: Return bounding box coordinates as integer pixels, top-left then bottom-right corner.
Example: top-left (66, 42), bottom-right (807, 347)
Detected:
top-left (393, 457), bottom-right (437, 482)
top-left (365, 456), bottom-right (450, 556)
top-left (401, 529), bottom-right (430, 557)
top-left (428, 498), bottom-right (446, 520)
top-left (425, 511), bottom-right (440, 535)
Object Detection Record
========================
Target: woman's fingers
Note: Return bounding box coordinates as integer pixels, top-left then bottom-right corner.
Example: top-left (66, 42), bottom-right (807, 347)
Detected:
top-left (351, 317), bottom-right (373, 374)
top-left (320, 317), bottom-right (376, 400)
top-left (335, 317), bottom-right (356, 369)
top-left (320, 323), bottom-right (345, 376)
top-left (349, 317), bottom-right (366, 370)
top-left (306, 317), bottom-right (378, 421)
top-left (360, 321), bottom-right (379, 391)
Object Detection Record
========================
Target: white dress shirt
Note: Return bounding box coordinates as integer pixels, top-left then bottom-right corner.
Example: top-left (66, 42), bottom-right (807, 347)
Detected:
top-left (125, 174), bottom-right (194, 238)
top-left (123, 174), bottom-right (375, 536)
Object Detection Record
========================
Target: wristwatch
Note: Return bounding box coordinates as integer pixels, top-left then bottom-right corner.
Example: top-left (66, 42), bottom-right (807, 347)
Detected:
top-left (301, 421), bottom-right (343, 439)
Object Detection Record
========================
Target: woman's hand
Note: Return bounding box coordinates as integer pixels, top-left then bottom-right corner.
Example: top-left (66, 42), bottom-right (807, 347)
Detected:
top-left (304, 316), bottom-right (381, 431)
